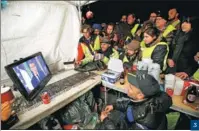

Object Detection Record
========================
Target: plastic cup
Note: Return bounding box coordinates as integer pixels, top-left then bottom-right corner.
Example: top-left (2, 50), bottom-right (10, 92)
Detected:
top-left (137, 61), bottom-right (148, 70)
top-left (148, 63), bottom-right (161, 83)
top-left (174, 79), bottom-right (184, 95)
top-left (165, 74), bottom-right (176, 90)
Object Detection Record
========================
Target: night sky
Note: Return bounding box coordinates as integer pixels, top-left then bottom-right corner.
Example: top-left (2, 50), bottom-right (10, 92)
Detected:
top-left (82, 0), bottom-right (199, 24)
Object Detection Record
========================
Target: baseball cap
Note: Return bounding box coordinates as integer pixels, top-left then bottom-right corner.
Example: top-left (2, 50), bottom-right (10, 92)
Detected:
top-left (127, 70), bottom-right (161, 97)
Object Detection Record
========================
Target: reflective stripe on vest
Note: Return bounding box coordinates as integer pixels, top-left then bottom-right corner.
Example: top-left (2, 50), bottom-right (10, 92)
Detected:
top-left (93, 36), bottom-right (101, 51)
top-left (142, 42), bottom-right (169, 71)
top-left (123, 55), bottom-right (129, 63)
top-left (162, 25), bottom-right (176, 38)
top-left (172, 20), bottom-right (180, 28)
top-left (125, 36), bottom-right (131, 42)
top-left (131, 24), bottom-right (139, 37)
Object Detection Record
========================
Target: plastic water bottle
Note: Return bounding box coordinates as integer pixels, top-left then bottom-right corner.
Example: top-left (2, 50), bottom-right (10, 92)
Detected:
top-left (148, 63), bottom-right (161, 83)
top-left (137, 61), bottom-right (148, 70)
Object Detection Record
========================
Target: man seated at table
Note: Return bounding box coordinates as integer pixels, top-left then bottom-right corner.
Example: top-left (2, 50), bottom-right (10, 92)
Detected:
top-left (95, 37), bottom-right (119, 65)
top-left (97, 70), bottom-right (172, 130)
top-left (119, 39), bottom-right (142, 70)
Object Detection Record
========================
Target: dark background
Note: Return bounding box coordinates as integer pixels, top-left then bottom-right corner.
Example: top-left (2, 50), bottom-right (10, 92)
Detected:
top-left (82, 0), bottom-right (199, 24)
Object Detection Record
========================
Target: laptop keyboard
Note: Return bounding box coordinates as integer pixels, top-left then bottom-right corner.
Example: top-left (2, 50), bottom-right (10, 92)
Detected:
top-left (12, 72), bottom-right (97, 115)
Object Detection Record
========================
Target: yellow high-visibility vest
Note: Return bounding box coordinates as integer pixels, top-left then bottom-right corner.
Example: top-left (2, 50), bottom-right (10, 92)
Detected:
top-left (142, 42), bottom-right (169, 71)
top-left (81, 36), bottom-right (101, 65)
top-left (125, 24), bottom-right (140, 41)
top-left (171, 20), bottom-right (180, 28)
top-left (162, 25), bottom-right (176, 38)
top-left (131, 24), bottom-right (140, 37)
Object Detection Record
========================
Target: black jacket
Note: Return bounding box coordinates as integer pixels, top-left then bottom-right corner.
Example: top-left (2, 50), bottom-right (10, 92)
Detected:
top-left (97, 92), bottom-right (172, 130)
top-left (169, 30), bottom-right (199, 76)
top-left (152, 45), bottom-right (168, 70)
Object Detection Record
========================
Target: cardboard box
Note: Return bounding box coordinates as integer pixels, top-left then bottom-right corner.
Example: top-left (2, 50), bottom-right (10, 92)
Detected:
top-left (101, 58), bottom-right (124, 85)
top-left (101, 70), bottom-right (121, 84)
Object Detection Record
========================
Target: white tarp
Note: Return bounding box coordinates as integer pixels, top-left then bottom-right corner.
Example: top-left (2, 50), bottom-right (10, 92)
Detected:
top-left (1, 1), bottom-right (80, 81)
top-left (67, 0), bottom-right (98, 7)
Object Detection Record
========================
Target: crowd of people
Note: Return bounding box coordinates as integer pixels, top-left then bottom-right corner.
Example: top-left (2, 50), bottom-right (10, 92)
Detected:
top-left (2, 7), bottom-right (199, 130)
top-left (77, 8), bottom-right (199, 80)
top-left (74, 8), bottom-right (199, 129)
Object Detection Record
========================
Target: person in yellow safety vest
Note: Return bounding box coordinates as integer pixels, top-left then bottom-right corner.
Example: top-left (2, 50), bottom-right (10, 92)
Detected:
top-left (140, 11), bottom-right (176, 51)
top-left (142, 27), bottom-right (169, 71)
top-left (167, 8), bottom-right (181, 30)
top-left (125, 13), bottom-right (140, 41)
top-left (155, 11), bottom-right (176, 46)
top-left (193, 52), bottom-right (199, 81)
top-left (119, 39), bottom-right (142, 69)
top-left (75, 24), bottom-right (101, 66)
top-left (96, 37), bottom-right (119, 65)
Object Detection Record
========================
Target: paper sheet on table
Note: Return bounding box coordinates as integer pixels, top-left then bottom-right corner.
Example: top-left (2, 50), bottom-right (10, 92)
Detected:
top-left (107, 58), bottom-right (124, 73)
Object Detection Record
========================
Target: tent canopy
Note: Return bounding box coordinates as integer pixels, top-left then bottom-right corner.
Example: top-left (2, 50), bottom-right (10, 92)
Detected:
top-left (0, 1), bottom-right (82, 82)
top-left (67, 1), bottom-right (98, 7)
top-left (1, 1), bottom-right (98, 82)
